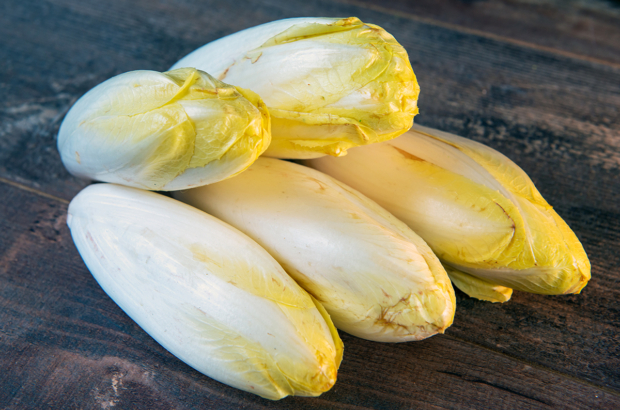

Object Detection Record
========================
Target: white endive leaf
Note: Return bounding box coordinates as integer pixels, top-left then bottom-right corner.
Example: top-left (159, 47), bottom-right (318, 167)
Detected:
top-left (175, 158), bottom-right (455, 342)
top-left (172, 17), bottom-right (419, 159)
top-left (58, 68), bottom-right (270, 191)
top-left (67, 184), bottom-right (341, 400)
top-left (308, 124), bottom-right (591, 297)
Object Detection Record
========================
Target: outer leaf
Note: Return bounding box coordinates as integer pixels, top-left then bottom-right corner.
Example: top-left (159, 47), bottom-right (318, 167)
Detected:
top-left (445, 266), bottom-right (512, 303)
top-left (67, 184), bottom-right (341, 400)
top-left (175, 158), bottom-right (455, 342)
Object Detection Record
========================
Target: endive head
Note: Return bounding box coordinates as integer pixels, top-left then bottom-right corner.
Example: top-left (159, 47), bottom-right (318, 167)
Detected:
top-left (57, 68), bottom-right (270, 190)
top-left (67, 184), bottom-right (341, 400)
top-left (172, 17), bottom-right (419, 159)
top-left (308, 124), bottom-right (591, 296)
top-left (175, 158), bottom-right (455, 342)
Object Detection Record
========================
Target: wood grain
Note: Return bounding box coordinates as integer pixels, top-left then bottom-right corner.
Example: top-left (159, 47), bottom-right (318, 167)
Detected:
top-left (1, 0), bottom-right (619, 406)
top-left (1, 182), bottom-right (618, 409)
top-left (342, 0), bottom-right (620, 66)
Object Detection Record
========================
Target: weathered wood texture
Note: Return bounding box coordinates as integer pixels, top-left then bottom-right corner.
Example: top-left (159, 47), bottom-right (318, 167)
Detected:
top-left (1, 0), bottom-right (619, 407)
top-left (346, 0), bottom-right (620, 66)
top-left (1, 182), bottom-right (618, 409)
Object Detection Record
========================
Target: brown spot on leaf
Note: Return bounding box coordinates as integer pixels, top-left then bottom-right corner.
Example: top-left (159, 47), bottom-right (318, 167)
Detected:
top-left (392, 146), bottom-right (426, 162)
top-left (493, 201), bottom-right (516, 230)
top-left (218, 66), bottom-right (231, 81)
top-left (306, 176), bottom-right (328, 191)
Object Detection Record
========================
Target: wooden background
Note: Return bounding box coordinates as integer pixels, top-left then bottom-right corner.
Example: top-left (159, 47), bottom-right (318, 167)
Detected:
top-left (1, 0), bottom-right (619, 408)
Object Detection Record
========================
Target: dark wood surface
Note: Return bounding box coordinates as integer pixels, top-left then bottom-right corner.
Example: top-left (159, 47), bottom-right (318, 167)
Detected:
top-left (1, 0), bottom-right (619, 408)
top-left (346, 0), bottom-right (620, 66)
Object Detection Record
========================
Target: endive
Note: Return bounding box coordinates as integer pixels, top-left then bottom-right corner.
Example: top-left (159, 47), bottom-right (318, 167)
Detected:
top-left (172, 17), bottom-right (419, 159)
top-left (308, 124), bottom-right (591, 299)
top-left (58, 68), bottom-right (270, 190)
top-left (67, 184), bottom-right (342, 400)
top-left (175, 158), bottom-right (455, 342)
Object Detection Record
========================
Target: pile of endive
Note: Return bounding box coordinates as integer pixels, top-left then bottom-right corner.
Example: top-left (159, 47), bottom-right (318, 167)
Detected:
top-left (58, 17), bottom-right (590, 400)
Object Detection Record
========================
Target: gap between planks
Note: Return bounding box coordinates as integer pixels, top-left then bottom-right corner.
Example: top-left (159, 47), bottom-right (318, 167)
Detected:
top-left (0, 177), bottom-right (70, 205)
top-left (336, 0), bottom-right (620, 70)
top-left (1, 176), bottom-right (617, 395)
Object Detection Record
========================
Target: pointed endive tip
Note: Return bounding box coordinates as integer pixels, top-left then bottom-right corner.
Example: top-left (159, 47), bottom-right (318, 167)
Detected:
top-left (563, 263), bottom-right (591, 295)
top-left (310, 295), bottom-right (344, 369)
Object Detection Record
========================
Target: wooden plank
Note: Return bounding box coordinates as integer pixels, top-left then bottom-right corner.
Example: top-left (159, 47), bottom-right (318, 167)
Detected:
top-left (1, 182), bottom-right (618, 409)
top-left (1, 0), bottom-right (619, 394)
top-left (344, 0), bottom-right (620, 66)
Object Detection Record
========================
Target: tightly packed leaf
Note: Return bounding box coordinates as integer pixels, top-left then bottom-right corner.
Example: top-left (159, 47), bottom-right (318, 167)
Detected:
top-left (58, 68), bottom-right (270, 190)
top-left (172, 17), bottom-right (419, 159)
top-left (175, 158), bottom-right (455, 342)
top-left (67, 184), bottom-right (342, 400)
top-left (308, 124), bottom-right (591, 299)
